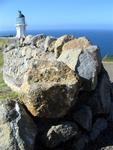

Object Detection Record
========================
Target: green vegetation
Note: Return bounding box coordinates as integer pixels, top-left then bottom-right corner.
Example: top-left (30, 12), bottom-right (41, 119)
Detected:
top-left (0, 91), bottom-right (19, 100)
top-left (0, 52), bottom-right (4, 67)
top-left (103, 55), bottom-right (113, 62)
top-left (0, 38), bottom-right (8, 46)
top-left (0, 51), bottom-right (19, 100)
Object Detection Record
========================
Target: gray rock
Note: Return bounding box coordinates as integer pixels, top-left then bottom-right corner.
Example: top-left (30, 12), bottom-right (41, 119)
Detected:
top-left (58, 45), bottom-right (101, 91)
top-left (85, 45), bottom-right (102, 73)
top-left (44, 36), bottom-right (56, 52)
top-left (75, 49), bottom-right (98, 91)
top-left (73, 105), bottom-right (92, 131)
top-left (7, 43), bottom-right (16, 51)
top-left (31, 34), bottom-right (46, 48)
top-left (58, 48), bottom-right (82, 71)
top-left (89, 118), bottom-right (107, 141)
top-left (54, 35), bottom-right (74, 58)
top-left (0, 99), bottom-right (37, 150)
top-left (3, 38), bottom-right (56, 93)
top-left (46, 122), bottom-right (79, 148)
top-left (23, 35), bottom-right (33, 45)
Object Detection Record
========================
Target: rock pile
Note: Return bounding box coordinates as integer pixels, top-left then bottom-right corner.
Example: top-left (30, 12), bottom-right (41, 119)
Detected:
top-left (2, 34), bottom-right (113, 150)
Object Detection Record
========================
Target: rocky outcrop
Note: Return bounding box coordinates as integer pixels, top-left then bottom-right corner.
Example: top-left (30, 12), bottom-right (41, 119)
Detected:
top-left (2, 34), bottom-right (113, 150)
top-left (0, 99), bottom-right (37, 150)
top-left (3, 34), bottom-right (102, 118)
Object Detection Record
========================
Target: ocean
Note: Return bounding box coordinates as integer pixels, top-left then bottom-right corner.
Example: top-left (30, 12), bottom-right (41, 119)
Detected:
top-left (0, 29), bottom-right (113, 57)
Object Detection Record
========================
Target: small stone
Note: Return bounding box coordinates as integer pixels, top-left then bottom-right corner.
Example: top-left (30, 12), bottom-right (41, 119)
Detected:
top-left (31, 34), bottom-right (46, 47)
top-left (23, 35), bottom-right (33, 45)
top-left (54, 35), bottom-right (74, 58)
top-left (7, 43), bottom-right (15, 51)
top-left (44, 36), bottom-right (56, 52)
top-left (46, 122), bottom-right (79, 148)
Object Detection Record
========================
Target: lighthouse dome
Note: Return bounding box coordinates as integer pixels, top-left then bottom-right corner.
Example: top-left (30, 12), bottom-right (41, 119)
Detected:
top-left (16, 11), bottom-right (25, 25)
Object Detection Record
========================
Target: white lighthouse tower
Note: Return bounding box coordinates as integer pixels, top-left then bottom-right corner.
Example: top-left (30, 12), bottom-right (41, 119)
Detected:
top-left (16, 11), bottom-right (26, 38)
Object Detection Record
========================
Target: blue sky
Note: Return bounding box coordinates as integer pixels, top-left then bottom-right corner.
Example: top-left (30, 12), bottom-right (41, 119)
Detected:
top-left (0, 0), bottom-right (113, 31)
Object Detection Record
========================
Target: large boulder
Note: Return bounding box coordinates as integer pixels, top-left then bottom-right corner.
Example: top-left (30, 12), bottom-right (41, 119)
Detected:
top-left (75, 45), bottom-right (101, 90)
top-left (58, 45), bottom-right (101, 91)
top-left (0, 99), bottom-right (37, 150)
top-left (3, 38), bottom-right (56, 93)
top-left (20, 60), bottom-right (79, 118)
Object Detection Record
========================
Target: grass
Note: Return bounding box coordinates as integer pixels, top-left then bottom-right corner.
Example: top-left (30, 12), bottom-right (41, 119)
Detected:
top-left (0, 38), bottom-right (8, 46)
top-left (103, 55), bottom-right (113, 62)
top-left (0, 91), bottom-right (19, 99)
top-left (0, 50), bottom-right (19, 100)
top-left (0, 52), bottom-right (4, 67)
top-left (0, 71), bottom-right (19, 100)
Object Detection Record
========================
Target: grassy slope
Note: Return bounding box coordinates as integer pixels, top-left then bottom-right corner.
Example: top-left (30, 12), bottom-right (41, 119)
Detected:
top-left (103, 55), bottom-right (113, 62)
top-left (0, 38), bottom-right (18, 100)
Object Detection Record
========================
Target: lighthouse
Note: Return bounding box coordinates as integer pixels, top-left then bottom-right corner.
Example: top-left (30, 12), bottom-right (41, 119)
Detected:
top-left (16, 11), bottom-right (26, 38)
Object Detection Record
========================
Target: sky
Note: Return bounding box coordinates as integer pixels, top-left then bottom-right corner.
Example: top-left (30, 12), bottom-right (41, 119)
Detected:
top-left (0, 0), bottom-right (113, 31)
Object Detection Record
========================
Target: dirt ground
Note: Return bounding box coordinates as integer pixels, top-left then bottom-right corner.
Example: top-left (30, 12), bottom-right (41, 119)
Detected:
top-left (103, 62), bottom-right (113, 83)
